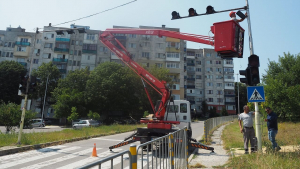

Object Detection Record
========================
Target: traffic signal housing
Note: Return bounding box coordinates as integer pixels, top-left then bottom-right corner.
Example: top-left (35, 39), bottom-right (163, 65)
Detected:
top-left (239, 67), bottom-right (250, 85)
top-left (171, 11), bottom-right (181, 19)
top-left (188, 8), bottom-right (198, 16)
top-left (248, 54), bottom-right (260, 86)
top-left (29, 76), bottom-right (37, 93)
top-left (19, 75), bottom-right (28, 94)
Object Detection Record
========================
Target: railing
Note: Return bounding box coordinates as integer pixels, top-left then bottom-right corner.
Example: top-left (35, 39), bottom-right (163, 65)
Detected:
top-left (54, 48), bottom-right (69, 53)
top-left (204, 115), bottom-right (238, 142)
top-left (18, 62), bottom-right (27, 66)
top-left (59, 69), bottom-right (67, 73)
top-left (82, 49), bottom-right (97, 54)
top-left (55, 38), bottom-right (70, 42)
top-left (53, 58), bottom-right (68, 62)
top-left (15, 41), bottom-right (31, 46)
top-left (78, 127), bottom-right (188, 169)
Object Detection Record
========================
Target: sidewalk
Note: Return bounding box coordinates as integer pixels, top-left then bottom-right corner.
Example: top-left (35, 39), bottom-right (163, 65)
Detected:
top-left (189, 124), bottom-right (230, 169)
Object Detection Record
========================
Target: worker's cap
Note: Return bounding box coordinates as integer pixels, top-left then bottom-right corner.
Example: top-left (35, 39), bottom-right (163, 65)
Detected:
top-left (229, 11), bottom-right (236, 17)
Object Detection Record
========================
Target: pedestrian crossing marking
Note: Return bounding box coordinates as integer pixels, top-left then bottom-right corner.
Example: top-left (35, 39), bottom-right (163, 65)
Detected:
top-left (249, 89), bottom-right (263, 100)
top-left (0, 146), bottom-right (80, 168)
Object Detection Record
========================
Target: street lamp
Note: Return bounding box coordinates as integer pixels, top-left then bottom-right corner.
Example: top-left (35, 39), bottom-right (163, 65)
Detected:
top-left (42, 73), bottom-right (51, 122)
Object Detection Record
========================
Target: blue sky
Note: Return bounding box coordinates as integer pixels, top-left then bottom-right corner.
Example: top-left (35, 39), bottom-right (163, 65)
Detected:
top-left (1, 0), bottom-right (299, 81)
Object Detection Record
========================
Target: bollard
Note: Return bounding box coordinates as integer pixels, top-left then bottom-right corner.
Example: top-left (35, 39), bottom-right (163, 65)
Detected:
top-left (130, 144), bottom-right (137, 169)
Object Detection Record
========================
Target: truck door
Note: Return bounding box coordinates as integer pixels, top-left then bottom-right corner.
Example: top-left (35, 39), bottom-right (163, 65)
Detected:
top-left (164, 102), bottom-right (190, 123)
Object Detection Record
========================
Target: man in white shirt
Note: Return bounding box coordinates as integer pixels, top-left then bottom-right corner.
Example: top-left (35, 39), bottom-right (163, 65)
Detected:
top-left (238, 105), bottom-right (255, 154)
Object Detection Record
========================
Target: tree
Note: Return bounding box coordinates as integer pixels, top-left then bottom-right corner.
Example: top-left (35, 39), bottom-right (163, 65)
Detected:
top-left (87, 110), bottom-right (100, 120)
top-left (0, 61), bottom-right (26, 104)
top-left (209, 107), bottom-right (218, 117)
top-left (52, 68), bottom-right (90, 118)
top-left (85, 62), bottom-right (140, 121)
top-left (201, 101), bottom-right (208, 117)
top-left (67, 107), bottom-right (79, 123)
top-left (263, 52), bottom-right (300, 119)
top-left (221, 107), bottom-right (228, 116)
top-left (0, 102), bottom-right (36, 133)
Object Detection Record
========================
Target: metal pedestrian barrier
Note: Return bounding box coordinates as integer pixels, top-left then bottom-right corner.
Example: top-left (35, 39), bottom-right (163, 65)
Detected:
top-left (204, 115), bottom-right (238, 142)
top-left (77, 127), bottom-right (188, 169)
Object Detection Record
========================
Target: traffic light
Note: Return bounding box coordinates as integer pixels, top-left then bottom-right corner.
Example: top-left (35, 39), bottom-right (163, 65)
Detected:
top-left (206, 5), bottom-right (215, 14)
top-left (29, 76), bottom-right (37, 93)
top-left (188, 8), bottom-right (198, 16)
top-left (239, 67), bottom-right (250, 85)
top-left (19, 75), bottom-right (28, 94)
top-left (171, 11), bottom-right (181, 19)
top-left (248, 54), bottom-right (260, 86)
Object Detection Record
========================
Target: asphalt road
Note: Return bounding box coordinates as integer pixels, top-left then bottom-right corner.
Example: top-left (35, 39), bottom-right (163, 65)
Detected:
top-left (0, 121), bottom-right (204, 169)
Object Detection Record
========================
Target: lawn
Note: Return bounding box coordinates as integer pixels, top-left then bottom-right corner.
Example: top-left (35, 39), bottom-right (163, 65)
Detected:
top-left (0, 124), bottom-right (146, 147)
top-left (222, 120), bottom-right (300, 169)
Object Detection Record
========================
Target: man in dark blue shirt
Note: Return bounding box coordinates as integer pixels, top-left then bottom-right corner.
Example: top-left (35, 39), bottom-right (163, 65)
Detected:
top-left (264, 107), bottom-right (281, 151)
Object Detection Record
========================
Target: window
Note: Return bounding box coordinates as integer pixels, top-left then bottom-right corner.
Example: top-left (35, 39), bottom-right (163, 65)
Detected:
top-left (206, 53), bottom-right (211, 57)
top-left (99, 46), bottom-right (108, 52)
top-left (17, 46), bottom-right (26, 52)
top-left (156, 43), bottom-right (164, 49)
top-left (166, 53), bottom-right (180, 58)
top-left (77, 61), bottom-right (80, 66)
top-left (217, 90), bottom-right (223, 95)
top-left (86, 34), bottom-right (95, 40)
top-left (207, 98), bottom-right (213, 102)
top-left (79, 41), bottom-right (83, 46)
top-left (217, 83), bottom-right (223, 87)
top-left (196, 68), bottom-right (201, 72)
top-left (226, 105), bottom-right (235, 110)
top-left (166, 42), bottom-right (180, 48)
top-left (142, 42), bottom-right (150, 47)
top-left (217, 98), bottom-right (223, 103)
top-left (6, 52), bottom-right (9, 57)
top-left (225, 90), bottom-right (235, 95)
top-left (142, 52), bottom-right (150, 58)
top-left (78, 50), bottom-right (81, 56)
top-left (207, 90), bottom-right (213, 94)
top-left (225, 83), bottom-right (234, 87)
top-left (34, 49), bottom-right (40, 54)
top-left (206, 75), bottom-right (213, 79)
top-left (73, 61), bottom-right (76, 66)
top-left (224, 68), bottom-right (234, 73)
top-left (225, 60), bottom-right (233, 64)
top-left (20, 38), bottom-right (29, 42)
top-left (216, 68), bottom-right (222, 73)
top-left (180, 104), bottom-right (187, 113)
top-left (46, 33), bottom-right (54, 38)
top-left (206, 82), bottom-right (213, 87)
top-left (129, 43), bottom-right (136, 48)
top-left (196, 61), bottom-right (201, 65)
top-left (225, 75), bottom-right (234, 80)
top-left (216, 60), bottom-right (221, 64)
top-left (44, 43), bottom-right (53, 48)
top-left (166, 105), bottom-right (179, 113)
top-left (68, 60), bottom-right (72, 66)
top-left (74, 50), bottom-right (78, 56)
top-left (196, 53), bottom-right (202, 57)
top-left (166, 62), bottom-right (180, 68)
top-left (226, 97), bottom-right (235, 102)
top-left (10, 52), bottom-right (13, 57)
top-left (33, 59), bottom-right (39, 64)
top-left (156, 53), bottom-right (165, 58)
top-left (206, 60), bottom-right (212, 65)
top-left (8, 42), bottom-right (11, 47)
top-left (128, 34), bottom-right (137, 38)
top-left (76, 41), bottom-right (79, 45)
top-left (43, 53), bottom-right (51, 59)
top-left (206, 67), bottom-right (213, 72)
top-left (58, 44), bottom-right (67, 48)
top-left (187, 51), bottom-right (195, 56)
top-left (0, 51), bottom-right (1, 56)
top-left (155, 63), bottom-right (163, 68)
top-left (4, 42), bottom-right (8, 47)
top-left (87, 55), bottom-right (90, 60)
top-left (216, 75), bottom-right (223, 79)
top-left (71, 40), bottom-right (75, 45)
top-left (12, 42), bottom-right (15, 48)
top-left (1, 52), bottom-right (5, 57)
top-left (36, 39), bottom-right (40, 44)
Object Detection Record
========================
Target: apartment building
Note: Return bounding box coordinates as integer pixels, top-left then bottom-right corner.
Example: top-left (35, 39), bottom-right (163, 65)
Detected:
top-left (0, 24), bottom-right (236, 120)
top-left (185, 48), bottom-right (236, 115)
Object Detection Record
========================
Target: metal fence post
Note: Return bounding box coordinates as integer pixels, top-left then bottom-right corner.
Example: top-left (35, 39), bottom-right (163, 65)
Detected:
top-left (130, 144), bottom-right (137, 169)
top-left (169, 134), bottom-right (174, 169)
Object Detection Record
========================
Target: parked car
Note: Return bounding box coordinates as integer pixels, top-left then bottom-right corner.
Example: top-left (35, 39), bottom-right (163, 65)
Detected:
top-left (73, 119), bottom-right (100, 129)
top-left (31, 119), bottom-right (45, 128)
top-left (72, 119), bottom-right (81, 126)
top-left (44, 119), bottom-right (52, 125)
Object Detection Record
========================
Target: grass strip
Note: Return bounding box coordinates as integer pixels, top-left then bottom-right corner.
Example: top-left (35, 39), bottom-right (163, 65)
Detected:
top-left (222, 120), bottom-right (300, 169)
top-left (0, 124), bottom-right (146, 147)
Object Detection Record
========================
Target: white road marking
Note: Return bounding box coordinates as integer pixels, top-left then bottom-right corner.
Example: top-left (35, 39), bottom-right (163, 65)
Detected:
top-left (0, 145), bottom-right (66, 162)
top-left (21, 148), bottom-right (102, 169)
top-left (56, 149), bottom-right (122, 169)
top-left (124, 152), bottom-right (154, 169)
top-left (89, 154), bottom-right (129, 169)
top-left (0, 146), bottom-right (80, 168)
top-left (91, 138), bottom-right (124, 142)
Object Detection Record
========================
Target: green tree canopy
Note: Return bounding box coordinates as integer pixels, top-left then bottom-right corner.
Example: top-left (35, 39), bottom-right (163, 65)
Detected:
top-left (0, 61), bottom-right (26, 104)
top-left (263, 52), bottom-right (300, 119)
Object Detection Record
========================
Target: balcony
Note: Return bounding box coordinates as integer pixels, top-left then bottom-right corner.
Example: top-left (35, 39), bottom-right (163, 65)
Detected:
top-left (53, 58), bottom-right (68, 63)
top-left (54, 47), bottom-right (69, 53)
top-left (187, 63), bottom-right (195, 66)
top-left (56, 38), bottom-right (70, 42)
top-left (82, 49), bottom-right (97, 54)
top-left (59, 69), bottom-right (67, 73)
top-left (225, 86), bottom-right (234, 90)
top-left (187, 78), bottom-right (195, 81)
top-left (187, 70), bottom-right (195, 74)
top-left (187, 85), bottom-right (195, 89)
top-left (15, 41), bottom-right (31, 46)
top-left (188, 100), bottom-right (195, 104)
top-left (18, 62), bottom-right (27, 67)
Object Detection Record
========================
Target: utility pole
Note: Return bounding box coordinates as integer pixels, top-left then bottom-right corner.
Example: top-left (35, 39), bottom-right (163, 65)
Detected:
top-left (236, 73), bottom-right (240, 114)
top-left (245, 0), bottom-right (262, 152)
top-left (42, 73), bottom-right (51, 122)
top-left (17, 28), bottom-right (38, 144)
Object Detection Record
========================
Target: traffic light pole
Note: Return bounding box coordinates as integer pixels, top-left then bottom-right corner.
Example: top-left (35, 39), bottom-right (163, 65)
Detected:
top-left (17, 28), bottom-right (38, 144)
top-left (245, 0), bottom-right (262, 152)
